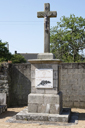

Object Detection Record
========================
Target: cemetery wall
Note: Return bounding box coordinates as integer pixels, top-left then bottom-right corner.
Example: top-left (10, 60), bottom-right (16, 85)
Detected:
top-left (0, 63), bottom-right (9, 105)
top-left (8, 63), bottom-right (31, 107)
top-left (1, 63), bottom-right (85, 108)
top-left (60, 63), bottom-right (85, 108)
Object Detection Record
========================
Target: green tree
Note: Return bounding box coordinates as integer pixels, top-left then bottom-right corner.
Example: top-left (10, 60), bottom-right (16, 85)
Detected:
top-left (50, 14), bottom-right (85, 62)
top-left (0, 40), bottom-right (12, 62)
top-left (11, 54), bottom-right (26, 63)
top-left (0, 40), bottom-right (26, 63)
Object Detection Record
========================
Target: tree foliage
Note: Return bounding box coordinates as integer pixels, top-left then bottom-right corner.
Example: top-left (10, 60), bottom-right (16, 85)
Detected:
top-left (50, 14), bottom-right (85, 62)
top-left (11, 54), bottom-right (26, 63)
top-left (0, 40), bottom-right (12, 62)
top-left (0, 40), bottom-right (26, 63)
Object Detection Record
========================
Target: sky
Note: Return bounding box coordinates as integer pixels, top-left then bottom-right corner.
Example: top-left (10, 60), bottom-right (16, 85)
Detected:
top-left (0, 0), bottom-right (85, 54)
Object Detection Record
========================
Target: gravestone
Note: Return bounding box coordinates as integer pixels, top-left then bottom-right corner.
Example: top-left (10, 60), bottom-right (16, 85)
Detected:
top-left (16, 3), bottom-right (71, 122)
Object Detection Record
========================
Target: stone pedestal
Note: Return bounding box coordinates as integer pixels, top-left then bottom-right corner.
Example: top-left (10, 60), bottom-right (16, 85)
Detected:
top-left (16, 55), bottom-right (71, 122)
top-left (28, 58), bottom-right (62, 114)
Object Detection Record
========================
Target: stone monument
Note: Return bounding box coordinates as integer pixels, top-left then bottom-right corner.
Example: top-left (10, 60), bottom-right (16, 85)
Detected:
top-left (16, 3), bottom-right (71, 122)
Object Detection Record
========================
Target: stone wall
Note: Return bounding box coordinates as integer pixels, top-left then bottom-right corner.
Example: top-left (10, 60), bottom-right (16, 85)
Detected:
top-left (60, 63), bottom-right (85, 108)
top-left (0, 63), bottom-right (9, 94)
top-left (8, 63), bottom-right (31, 107)
top-left (0, 63), bottom-right (9, 105)
top-left (1, 62), bottom-right (85, 108)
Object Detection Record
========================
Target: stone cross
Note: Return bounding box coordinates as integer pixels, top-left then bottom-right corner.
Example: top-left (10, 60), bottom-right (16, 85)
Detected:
top-left (37, 3), bottom-right (57, 53)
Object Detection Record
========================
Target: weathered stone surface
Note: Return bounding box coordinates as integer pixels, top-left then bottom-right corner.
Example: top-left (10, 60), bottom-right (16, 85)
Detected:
top-left (52, 64), bottom-right (58, 70)
top-left (37, 53), bottom-right (54, 59)
top-left (8, 63), bottom-right (31, 106)
top-left (37, 3), bottom-right (57, 53)
top-left (28, 94), bottom-right (44, 104)
top-left (50, 104), bottom-right (60, 114)
top-left (0, 93), bottom-right (6, 105)
top-left (38, 104), bottom-right (47, 113)
top-left (45, 88), bottom-right (58, 94)
top-left (31, 78), bottom-right (35, 87)
top-left (31, 70), bottom-right (35, 78)
top-left (53, 70), bottom-right (58, 80)
top-left (28, 103), bottom-right (38, 113)
top-left (16, 107), bottom-right (71, 122)
top-left (36, 88), bottom-right (45, 94)
top-left (28, 59), bottom-right (62, 64)
top-left (0, 105), bottom-right (7, 114)
top-left (43, 94), bottom-right (60, 104)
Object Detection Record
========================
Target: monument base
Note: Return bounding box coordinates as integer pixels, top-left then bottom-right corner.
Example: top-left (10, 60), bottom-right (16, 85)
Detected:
top-left (16, 58), bottom-right (71, 122)
top-left (28, 92), bottom-right (62, 114)
top-left (16, 107), bottom-right (71, 122)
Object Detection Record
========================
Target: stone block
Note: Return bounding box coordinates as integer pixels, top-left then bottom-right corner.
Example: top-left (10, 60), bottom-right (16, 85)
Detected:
top-left (61, 69), bottom-right (68, 75)
top-left (45, 88), bottom-right (58, 94)
top-left (52, 64), bottom-right (58, 70)
top-left (48, 114), bottom-right (69, 122)
top-left (68, 79), bottom-right (77, 85)
top-left (72, 63), bottom-right (79, 69)
top-left (53, 70), bottom-right (58, 80)
top-left (37, 53), bottom-right (54, 59)
top-left (38, 104), bottom-right (46, 113)
top-left (0, 80), bottom-right (8, 86)
top-left (16, 107), bottom-right (71, 122)
top-left (78, 69), bottom-right (83, 73)
top-left (28, 103), bottom-right (38, 113)
top-left (53, 80), bottom-right (58, 88)
top-left (68, 69), bottom-right (78, 74)
top-left (31, 64), bottom-right (36, 70)
top-left (63, 95), bottom-right (70, 101)
top-left (28, 94), bottom-right (44, 104)
top-left (72, 74), bottom-right (82, 79)
top-left (63, 101), bottom-right (73, 107)
top-left (82, 73), bottom-right (85, 79)
top-left (61, 80), bottom-right (67, 86)
top-left (61, 63), bottom-right (72, 69)
top-left (36, 88), bottom-right (45, 94)
top-left (41, 64), bottom-right (52, 69)
top-left (74, 102), bottom-right (80, 107)
top-left (0, 93), bottom-right (6, 105)
top-left (31, 78), bottom-right (35, 87)
top-left (27, 113), bottom-right (48, 121)
top-left (31, 70), bottom-right (35, 78)
top-left (43, 94), bottom-right (60, 104)
top-left (50, 104), bottom-right (60, 114)
top-left (79, 102), bottom-right (85, 108)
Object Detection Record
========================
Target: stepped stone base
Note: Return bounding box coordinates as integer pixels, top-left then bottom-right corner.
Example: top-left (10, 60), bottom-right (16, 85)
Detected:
top-left (28, 92), bottom-right (62, 114)
top-left (16, 107), bottom-right (71, 122)
top-left (0, 105), bottom-right (7, 114)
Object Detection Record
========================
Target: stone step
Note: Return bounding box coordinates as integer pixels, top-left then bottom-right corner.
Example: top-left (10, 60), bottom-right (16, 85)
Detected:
top-left (16, 107), bottom-right (71, 122)
top-left (0, 105), bottom-right (7, 114)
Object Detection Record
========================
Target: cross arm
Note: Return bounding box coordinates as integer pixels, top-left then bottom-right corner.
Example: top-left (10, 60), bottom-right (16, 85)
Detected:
top-left (47, 11), bottom-right (57, 17)
top-left (37, 11), bottom-right (57, 18)
top-left (37, 12), bottom-right (45, 18)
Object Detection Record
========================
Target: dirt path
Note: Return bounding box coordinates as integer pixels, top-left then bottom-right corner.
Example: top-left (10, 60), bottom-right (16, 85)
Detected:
top-left (0, 107), bottom-right (85, 128)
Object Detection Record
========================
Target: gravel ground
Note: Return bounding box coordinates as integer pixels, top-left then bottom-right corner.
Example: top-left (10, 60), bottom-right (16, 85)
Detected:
top-left (0, 106), bottom-right (85, 128)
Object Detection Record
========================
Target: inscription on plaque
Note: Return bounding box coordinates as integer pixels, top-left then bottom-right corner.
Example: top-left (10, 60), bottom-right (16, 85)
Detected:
top-left (35, 69), bottom-right (53, 88)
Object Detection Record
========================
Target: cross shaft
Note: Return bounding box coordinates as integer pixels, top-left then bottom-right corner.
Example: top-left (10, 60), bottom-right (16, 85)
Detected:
top-left (37, 3), bottom-right (57, 53)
